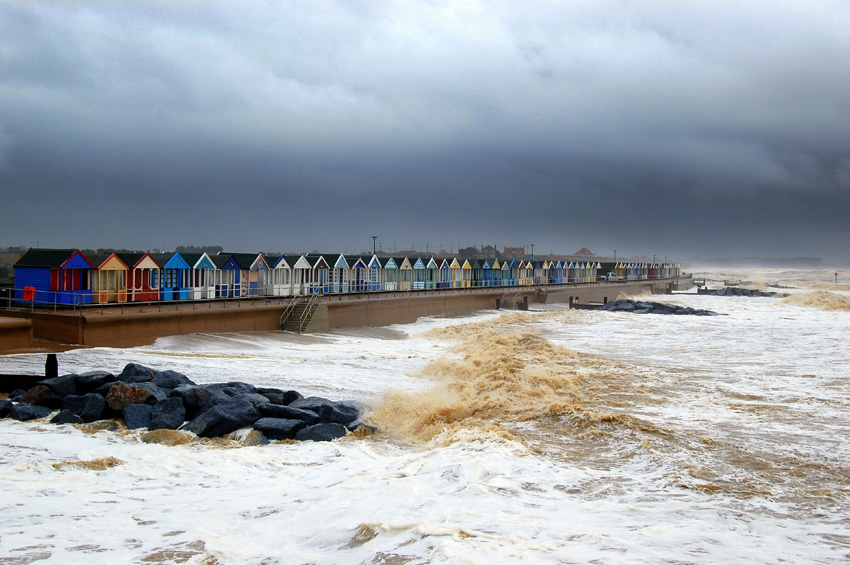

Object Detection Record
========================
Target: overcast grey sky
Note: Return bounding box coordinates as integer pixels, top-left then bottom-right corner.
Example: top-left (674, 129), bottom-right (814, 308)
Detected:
top-left (1, 1), bottom-right (847, 263)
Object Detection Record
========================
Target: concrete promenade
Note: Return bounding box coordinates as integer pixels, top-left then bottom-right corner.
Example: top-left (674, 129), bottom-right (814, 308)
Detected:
top-left (0, 278), bottom-right (690, 352)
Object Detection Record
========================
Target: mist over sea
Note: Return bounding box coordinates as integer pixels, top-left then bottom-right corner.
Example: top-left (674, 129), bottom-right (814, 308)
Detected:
top-left (1, 268), bottom-right (848, 563)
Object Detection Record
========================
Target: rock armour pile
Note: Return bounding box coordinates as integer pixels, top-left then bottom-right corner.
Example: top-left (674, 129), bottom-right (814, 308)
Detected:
top-left (2, 363), bottom-right (365, 443)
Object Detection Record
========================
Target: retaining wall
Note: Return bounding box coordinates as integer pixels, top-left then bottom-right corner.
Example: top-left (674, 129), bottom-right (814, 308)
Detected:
top-left (0, 318), bottom-right (33, 353)
top-left (0, 280), bottom-right (690, 348)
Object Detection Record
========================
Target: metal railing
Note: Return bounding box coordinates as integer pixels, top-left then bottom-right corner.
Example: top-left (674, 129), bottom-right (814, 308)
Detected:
top-left (1, 275), bottom-right (685, 316)
top-left (297, 293), bottom-right (320, 334)
top-left (279, 296), bottom-right (299, 329)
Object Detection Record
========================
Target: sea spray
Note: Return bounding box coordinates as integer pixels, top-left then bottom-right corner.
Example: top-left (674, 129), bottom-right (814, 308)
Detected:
top-left (782, 290), bottom-right (850, 311)
top-left (366, 317), bottom-right (633, 444)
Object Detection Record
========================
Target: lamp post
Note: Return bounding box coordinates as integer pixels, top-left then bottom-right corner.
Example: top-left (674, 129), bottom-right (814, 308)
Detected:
top-left (530, 243), bottom-right (535, 261)
top-left (614, 249), bottom-right (617, 263)
top-left (372, 236), bottom-right (377, 255)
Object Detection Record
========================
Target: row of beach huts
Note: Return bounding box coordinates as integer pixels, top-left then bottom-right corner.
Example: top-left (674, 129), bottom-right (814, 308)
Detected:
top-left (10, 248), bottom-right (681, 306)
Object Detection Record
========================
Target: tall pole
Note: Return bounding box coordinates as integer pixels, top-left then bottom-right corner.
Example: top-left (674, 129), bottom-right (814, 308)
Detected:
top-left (614, 249), bottom-right (617, 262)
top-left (372, 236), bottom-right (377, 255)
top-left (531, 243), bottom-right (535, 261)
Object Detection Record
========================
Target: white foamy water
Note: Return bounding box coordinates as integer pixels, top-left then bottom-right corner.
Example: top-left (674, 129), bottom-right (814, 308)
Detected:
top-left (1, 269), bottom-right (848, 563)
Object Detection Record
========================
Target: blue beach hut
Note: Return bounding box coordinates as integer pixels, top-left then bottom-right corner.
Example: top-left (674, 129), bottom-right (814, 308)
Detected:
top-left (151, 253), bottom-right (191, 300)
top-left (13, 248), bottom-right (94, 306)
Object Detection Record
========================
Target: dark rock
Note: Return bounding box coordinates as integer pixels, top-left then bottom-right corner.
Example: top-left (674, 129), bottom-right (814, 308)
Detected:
top-left (150, 397), bottom-right (186, 431)
top-left (118, 363), bottom-right (157, 383)
top-left (40, 374), bottom-right (77, 398)
top-left (253, 417), bottom-right (305, 440)
top-left (62, 393), bottom-right (105, 423)
top-left (295, 423), bottom-right (348, 442)
top-left (10, 403), bottom-right (52, 421)
top-left (93, 382), bottom-right (117, 397)
top-left (105, 382), bottom-right (158, 411)
top-left (258, 404), bottom-right (320, 426)
top-left (282, 390), bottom-right (303, 405)
top-left (616, 301), bottom-right (636, 311)
top-left (0, 399), bottom-right (12, 418)
top-left (9, 389), bottom-right (26, 401)
top-left (20, 385), bottom-right (63, 409)
top-left (75, 371), bottom-right (116, 394)
top-left (170, 385), bottom-right (214, 419)
top-left (328, 401), bottom-right (365, 426)
top-left (204, 382), bottom-right (258, 398)
top-left (151, 370), bottom-right (196, 390)
top-left (288, 396), bottom-right (336, 421)
top-left (288, 397), bottom-right (364, 426)
top-left (133, 382), bottom-right (169, 404)
top-left (181, 397), bottom-right (261, 438)
top-left (51, 409), bottom-right (83, 425)
top-left (632, 308), bottom-right (651, 314)
top-left (123, 404), bottom-right (152, 430)
top-left (256, 387), bottom-right (287, 405)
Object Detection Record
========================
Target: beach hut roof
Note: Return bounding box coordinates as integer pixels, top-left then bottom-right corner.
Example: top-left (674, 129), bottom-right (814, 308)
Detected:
top-left (94, 253), bottom-right (128, 270)
top-left (14, 248), bottom-right (94, 269)
top-left (210, 254), bottom-right (231, 269)
top-left (221, 252), bottom-right (261, 270)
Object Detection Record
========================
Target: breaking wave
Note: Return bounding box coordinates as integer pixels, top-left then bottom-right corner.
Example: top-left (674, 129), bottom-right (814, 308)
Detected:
top-left (783, 291), bottom-right (850, 312)
top-left (366, 314), bottom-right (636, 444)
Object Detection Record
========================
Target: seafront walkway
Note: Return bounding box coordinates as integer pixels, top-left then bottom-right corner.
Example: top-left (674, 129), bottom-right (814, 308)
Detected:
top-left (0, 277), bottom-right (690, 352)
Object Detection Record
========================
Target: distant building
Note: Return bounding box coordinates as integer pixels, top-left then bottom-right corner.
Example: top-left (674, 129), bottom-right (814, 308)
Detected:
top-left (477, 245), bottom-right (499, 260)
top-left (574, 247), bottom-right (595, 257)
top-left (503, 246), bottom-right (525, 260)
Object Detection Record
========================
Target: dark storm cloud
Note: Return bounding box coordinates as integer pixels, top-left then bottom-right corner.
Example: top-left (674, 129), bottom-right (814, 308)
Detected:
top-left (1, 1), bottom-right (848, 262)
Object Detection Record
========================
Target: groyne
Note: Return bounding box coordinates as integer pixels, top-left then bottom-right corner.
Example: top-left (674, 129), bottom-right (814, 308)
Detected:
top-left (0, 279), bottom-right (687, 350)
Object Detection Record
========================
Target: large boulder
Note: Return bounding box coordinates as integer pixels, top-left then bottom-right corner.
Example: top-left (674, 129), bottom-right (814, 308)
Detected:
top-left (181, 398), bottom-right (261, 438)
top-left (51, 409), bottom-right (83, 425)
top-left (40, 374), bottom-right (77, 398)
top-left (117, 363), bottom-right (157, 384)
top-left (288, 397), bottom-right (363, 426)
top-left (75, 371), bottom-right (116, 394)
top-left (19, 385), bottom-right (63, 409)
top-left (105, 382), bottom-right (159, 411)
top-left (295, 423), bottom-right (348, 442)
top-left (149, 397), bottom-right (186, 431)
top-left (123, 404), bottom-right (153, 430)
top-left (133, 382), bottom-right (169, 404)
top-left (62, 393), bottom-right (105, 423)
top-left (151, 370), bottom-right (196, 390)
top-left (256, 387), bottom-right (288, 405)
top-left (0, 399), bottom-right (12, 418)
top-left (170, 385), bottom-right (214, 419)
top-left (253, 417), bottom-right (305, 440)
top-left (258, 404), bottom-right (320, 426)
top-left (10, 403), bottom-right (52, 421)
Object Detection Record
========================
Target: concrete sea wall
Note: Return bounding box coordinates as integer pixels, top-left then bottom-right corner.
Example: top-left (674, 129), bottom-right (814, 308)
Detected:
top-left (0, 280), bottom-right (686, 349)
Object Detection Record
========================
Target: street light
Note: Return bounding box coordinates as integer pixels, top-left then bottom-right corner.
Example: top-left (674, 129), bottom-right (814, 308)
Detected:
top-left (614, 249), bottom-right (617, 262)
top-left (530, 243), bottom-right (535, 261)
top-left (372, 236), bottom-right (377, 255)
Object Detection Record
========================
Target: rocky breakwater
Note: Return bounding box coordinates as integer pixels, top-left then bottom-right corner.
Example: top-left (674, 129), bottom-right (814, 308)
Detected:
top-left (708, 287), bottom-right (776, 297)
top-left (599, 299), bottom-right (719, 316)
top-left (0, 363), bottom-right (366, 444)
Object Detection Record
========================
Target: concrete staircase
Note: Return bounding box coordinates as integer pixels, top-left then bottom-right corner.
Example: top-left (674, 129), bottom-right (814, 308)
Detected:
top-left (280, 295), bottom-right (319, 333)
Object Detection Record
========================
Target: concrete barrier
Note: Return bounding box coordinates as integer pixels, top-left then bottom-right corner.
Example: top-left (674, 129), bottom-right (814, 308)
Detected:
top-left (0, 318), bottom-right (33, 353)
top-left (0, 279), bottom-right (693, 348)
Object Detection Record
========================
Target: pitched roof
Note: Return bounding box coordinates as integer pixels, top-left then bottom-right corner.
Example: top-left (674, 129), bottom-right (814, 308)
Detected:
top-left (221, 252), bottom-right (260, 269)
top-left (13, 248), bottom-right (92, 268)
top-left (115, 252), bottom-right (147, 268)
